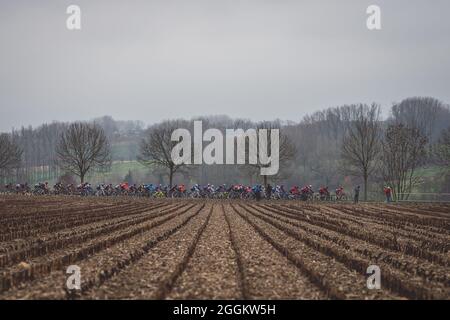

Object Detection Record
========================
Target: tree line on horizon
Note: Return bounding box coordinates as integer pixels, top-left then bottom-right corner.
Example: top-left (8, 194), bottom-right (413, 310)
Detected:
top-left (1, 96), bottom-right (449, 200)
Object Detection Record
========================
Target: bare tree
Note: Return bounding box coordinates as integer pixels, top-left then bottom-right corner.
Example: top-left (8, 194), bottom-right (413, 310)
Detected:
top-left (341, 103), bottom-right (381, 201)
top-left (308, 137), bottom-right (340, 186)
top-left (391, 97), bottom-right (450, 141)
top-left (56, 122), bottom-right (111, 184)
top-left (245, 121), bottom-right (296, 188)
top-left (299, 111), bottom-right (345, 186)
top-left (138, 120), bottom-right (188, 187)
top-left (0, 133), bottom-right (22, 173)
top-left (380, 124), bottom-right (428, 200)
top-left (433, 127), bottom-right (450, 171)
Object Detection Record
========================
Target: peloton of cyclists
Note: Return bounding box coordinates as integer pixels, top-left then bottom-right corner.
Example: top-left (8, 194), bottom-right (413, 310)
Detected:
top-left (3, 179), bottom-right (357, 202)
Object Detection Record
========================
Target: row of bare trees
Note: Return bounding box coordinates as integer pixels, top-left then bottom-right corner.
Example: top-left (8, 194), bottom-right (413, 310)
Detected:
top-left (137, 119), bottom-right (297, 188)
top-left (134, 98), bottom-right (448, 199)
top-left (0, 122), bottom-right (113, 186)
top-left (1, 117), bottom-right (143, 185)
top-left (1, 96), bottom-right (449, 199)
top-left (62, 101), bottom-right (450, 198)
top-left (284, 97), bottom-right (449, 200)
top-left (333, 103), bottom-right (443, 201)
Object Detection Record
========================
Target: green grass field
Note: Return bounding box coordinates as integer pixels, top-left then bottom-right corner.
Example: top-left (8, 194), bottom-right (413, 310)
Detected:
top-left (86, 160), bottom-right (149, 183)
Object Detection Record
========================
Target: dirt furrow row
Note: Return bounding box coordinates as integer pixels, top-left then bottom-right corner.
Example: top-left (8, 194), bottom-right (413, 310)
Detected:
top-left (167, 204), bottom-right (241, 299)
top-left (0, 203), bottom-right (186, 268)
top-left (225, 204), bottom-right (326, 299)
top-left (0, 204), bottom-right (205, 299)
top-left (240, 204), bottom-right (448, 299)
top-left (263, 204), bottom-right (449, 262)
top-left (231, 204), bottom-right (403, 300)
top-left (0, 203), bottom-right (198, 293)
top-left (83, 205), bottom-right (212, 299)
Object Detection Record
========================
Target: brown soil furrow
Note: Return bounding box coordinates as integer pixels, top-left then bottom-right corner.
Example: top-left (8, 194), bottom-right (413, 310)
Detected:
top-left (0, 204), bottom-right (205, 299)
top-left (0, 203), bottom-right (197, 293)
top-left (167, 204), bottom-right (241, 299)
top-left (82, 205), bottom-right (212, 299)
top-left (225, 204), bottom-right (325, 299)
top-left (240, 204), bottom-right (448, 299)
top-left (0, 203), bottom-right (186, 268)
top-left (231, 204), bottom-right (403, 300)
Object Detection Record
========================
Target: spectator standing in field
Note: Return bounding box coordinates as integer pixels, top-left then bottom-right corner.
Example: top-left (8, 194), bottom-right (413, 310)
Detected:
top-left (354, 185), bottom-right (360, 204)
top-left (384, 186), bottom-right (392, 203)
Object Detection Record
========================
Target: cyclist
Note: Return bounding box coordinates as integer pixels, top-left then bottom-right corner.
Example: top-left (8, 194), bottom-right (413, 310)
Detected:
top-left (335, 186), bottom-right (344, 200)
top-left (252, 184), bottom-right (262, 201)
top-left (319, 186), bottom-right (330, 200)
top-left (290, 185), bottom-right (300, 196)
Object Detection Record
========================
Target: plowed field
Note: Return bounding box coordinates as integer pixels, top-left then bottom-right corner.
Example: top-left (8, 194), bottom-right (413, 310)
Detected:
top-left (0, 196), bottom-right (448, 300)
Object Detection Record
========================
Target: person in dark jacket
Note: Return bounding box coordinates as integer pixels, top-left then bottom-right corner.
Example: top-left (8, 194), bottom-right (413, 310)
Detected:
top-left (354, 185), bottom-right (360, 204)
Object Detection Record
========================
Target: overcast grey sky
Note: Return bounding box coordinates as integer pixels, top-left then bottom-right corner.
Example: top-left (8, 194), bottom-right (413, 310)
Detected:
top-left (1, 0), bottom-right (449, 131)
